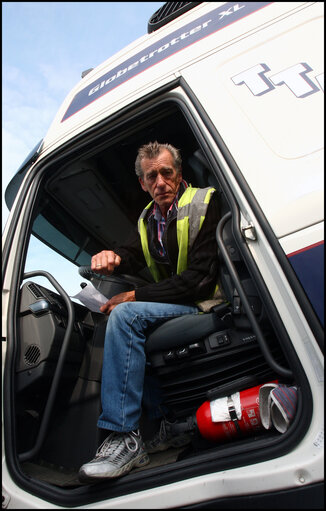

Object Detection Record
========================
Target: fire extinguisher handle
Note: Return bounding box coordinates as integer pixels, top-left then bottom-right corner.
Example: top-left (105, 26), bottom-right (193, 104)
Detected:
top-left (206, 375), bottom-right (259, 401)
top-left (227, 396), bottom-right (242, 433)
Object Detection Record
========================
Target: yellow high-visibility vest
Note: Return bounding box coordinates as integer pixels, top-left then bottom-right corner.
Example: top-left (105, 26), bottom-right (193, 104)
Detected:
top-left (138, 186), bottom-right (216, 282)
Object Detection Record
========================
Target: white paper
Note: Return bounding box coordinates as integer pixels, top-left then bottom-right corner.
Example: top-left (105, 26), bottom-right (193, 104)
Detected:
top-left (259, 383), bottom-right (278, 430)
top-left (71, 283), bottom-right (108, 313)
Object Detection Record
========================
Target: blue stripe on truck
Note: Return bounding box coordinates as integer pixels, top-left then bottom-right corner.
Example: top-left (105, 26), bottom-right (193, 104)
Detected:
top-left (61, 2), bottom-right (272, 121)
top-left (288, 241), bottom-right (324, 326)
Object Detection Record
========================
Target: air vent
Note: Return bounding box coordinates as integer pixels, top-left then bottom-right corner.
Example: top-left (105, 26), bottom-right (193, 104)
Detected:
top-left (24, 345), bottom-right (41, 366)
top-left (81, 67), bottom-right (94, 78)
top-left (28, 282), bottom-right (43, 299)
top-left (148, 2), bottom-right (202, 33)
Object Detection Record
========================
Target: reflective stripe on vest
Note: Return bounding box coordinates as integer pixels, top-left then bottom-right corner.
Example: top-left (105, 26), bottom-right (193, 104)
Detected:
top-left (138, 186), bottom-right (215, 282)
top-left (176, 187), bottom-right (215, 274)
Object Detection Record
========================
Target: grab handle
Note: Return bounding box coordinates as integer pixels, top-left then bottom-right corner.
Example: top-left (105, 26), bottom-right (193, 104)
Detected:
top-left (216, 212), bottom-right (292, 379)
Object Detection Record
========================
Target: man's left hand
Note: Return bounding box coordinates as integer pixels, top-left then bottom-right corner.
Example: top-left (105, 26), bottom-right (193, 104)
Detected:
top-left (100, 290), bottom-right (136, 315)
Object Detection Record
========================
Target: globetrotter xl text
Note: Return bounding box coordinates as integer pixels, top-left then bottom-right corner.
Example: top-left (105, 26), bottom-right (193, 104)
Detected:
top-left (88, 20), bottom-right (212, 97)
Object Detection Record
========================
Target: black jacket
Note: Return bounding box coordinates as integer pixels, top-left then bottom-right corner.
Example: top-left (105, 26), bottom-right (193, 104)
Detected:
top-left (114, 187), bottom-right (220, 305)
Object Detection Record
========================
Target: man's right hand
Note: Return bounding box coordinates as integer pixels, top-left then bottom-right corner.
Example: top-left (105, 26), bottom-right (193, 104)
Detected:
top-left (91, 250), bottom-right (121, 275)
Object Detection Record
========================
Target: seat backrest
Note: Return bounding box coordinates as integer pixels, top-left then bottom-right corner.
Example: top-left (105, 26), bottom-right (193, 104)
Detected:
top-left (187, 150), bottom-right (220, 190)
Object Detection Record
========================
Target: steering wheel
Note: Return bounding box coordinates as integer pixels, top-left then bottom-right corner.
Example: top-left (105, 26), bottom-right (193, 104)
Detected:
top-left (78, 265), bottom-right (147, 288)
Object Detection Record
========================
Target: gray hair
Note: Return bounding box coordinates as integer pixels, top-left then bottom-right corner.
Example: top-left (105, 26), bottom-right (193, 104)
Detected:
top-left (135, 141), bottom-right (182, 178)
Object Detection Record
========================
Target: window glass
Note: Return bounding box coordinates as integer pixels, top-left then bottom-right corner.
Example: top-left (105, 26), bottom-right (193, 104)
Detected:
top-left (24, 235), bottom-right (86, 298)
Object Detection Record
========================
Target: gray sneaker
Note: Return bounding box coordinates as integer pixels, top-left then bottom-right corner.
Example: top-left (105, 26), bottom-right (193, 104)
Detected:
top-left (145, 418), bottom-right (192, 454)
top-left (78, 430), bottom-right (149, 482)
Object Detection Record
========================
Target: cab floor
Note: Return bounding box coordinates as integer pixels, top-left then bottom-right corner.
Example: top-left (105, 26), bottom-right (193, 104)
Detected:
top-left (21, 446), bottom-right (186, 487)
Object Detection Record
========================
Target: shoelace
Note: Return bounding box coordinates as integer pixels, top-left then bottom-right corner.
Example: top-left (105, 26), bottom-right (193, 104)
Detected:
top-left (95, 432), bottom-right (139, 460)
top-left (150, 419), bottom-right (171, 446)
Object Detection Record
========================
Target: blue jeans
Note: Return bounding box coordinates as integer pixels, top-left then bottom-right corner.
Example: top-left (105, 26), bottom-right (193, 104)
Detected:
top-left (97, 301), bottom-right (199, 432)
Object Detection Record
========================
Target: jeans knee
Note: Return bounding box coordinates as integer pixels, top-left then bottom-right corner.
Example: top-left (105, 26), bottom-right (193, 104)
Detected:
top-left (108, 302), bottom-right (134, 326)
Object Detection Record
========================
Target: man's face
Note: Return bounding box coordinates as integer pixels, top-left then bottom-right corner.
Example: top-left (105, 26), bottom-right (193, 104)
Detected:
top-left (139, 149), bottom-right (182, 218)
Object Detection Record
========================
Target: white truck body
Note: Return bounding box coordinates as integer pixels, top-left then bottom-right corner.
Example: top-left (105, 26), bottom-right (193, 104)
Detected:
top-left (2, 2), bottom-right (323, 508)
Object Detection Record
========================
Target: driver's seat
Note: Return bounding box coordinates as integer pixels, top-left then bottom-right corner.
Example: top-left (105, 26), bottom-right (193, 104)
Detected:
top-left (145, 300), bottom-right (278, 419)
top-left (144, 213), bottom-right (288, 419)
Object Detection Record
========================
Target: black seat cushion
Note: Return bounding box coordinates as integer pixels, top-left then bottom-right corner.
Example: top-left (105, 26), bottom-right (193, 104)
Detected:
top-left (146, 311), bottom-right (227, 353)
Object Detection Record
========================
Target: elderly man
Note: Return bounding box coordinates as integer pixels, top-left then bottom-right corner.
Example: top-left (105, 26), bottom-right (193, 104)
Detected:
top-left (79, 141), bottom-right (220, 482)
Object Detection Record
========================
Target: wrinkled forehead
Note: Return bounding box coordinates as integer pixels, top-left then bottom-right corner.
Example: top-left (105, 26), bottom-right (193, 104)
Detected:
top-left (141, 149), bottom-right (175, 173)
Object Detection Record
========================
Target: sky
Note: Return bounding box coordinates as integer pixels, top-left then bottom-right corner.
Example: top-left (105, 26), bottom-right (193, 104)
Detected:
top-left (2, 1), bottom-right (164, 296)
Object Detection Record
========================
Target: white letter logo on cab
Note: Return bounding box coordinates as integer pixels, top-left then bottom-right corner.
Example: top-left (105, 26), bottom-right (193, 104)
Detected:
top-left (232, 62), bottom-right (324, 98)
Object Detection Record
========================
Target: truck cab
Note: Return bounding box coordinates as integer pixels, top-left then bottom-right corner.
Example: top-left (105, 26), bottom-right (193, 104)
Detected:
top-left (2, 2), bottom-right (323, 508)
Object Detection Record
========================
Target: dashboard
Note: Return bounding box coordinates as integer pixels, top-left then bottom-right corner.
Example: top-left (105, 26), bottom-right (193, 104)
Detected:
top-left (16, 281), bottom-right (97, 392)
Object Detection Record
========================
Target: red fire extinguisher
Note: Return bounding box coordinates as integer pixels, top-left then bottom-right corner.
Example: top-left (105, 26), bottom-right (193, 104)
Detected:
top-left (196, 381), bottom-right (278, 442)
